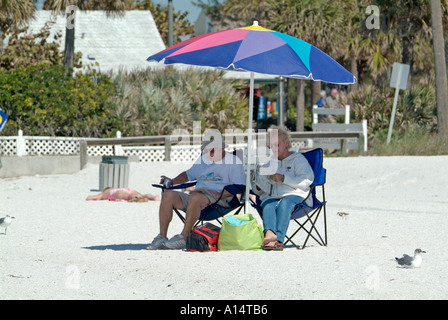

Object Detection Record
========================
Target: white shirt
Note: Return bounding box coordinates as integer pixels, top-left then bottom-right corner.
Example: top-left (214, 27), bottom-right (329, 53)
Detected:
top-left (252, 151), bottom-right (314, 205)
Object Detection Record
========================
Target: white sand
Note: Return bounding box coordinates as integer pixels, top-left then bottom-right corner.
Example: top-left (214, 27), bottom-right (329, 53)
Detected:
top-left (1, 155), bottom-right (447, 300)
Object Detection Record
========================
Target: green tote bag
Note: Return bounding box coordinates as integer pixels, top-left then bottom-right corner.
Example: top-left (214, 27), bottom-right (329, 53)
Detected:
top-left (218, 214), bottom-right (264, 251)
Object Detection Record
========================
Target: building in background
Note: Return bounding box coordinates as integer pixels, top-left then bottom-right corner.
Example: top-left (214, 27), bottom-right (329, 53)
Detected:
top-left (24, 10), bottom-right (165, 73)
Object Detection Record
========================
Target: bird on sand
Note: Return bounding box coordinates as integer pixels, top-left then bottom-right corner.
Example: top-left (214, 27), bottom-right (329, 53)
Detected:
top-left (395, 248), bottom-right (426, 268)
top-left (0, 215), bottom-right (15, 235)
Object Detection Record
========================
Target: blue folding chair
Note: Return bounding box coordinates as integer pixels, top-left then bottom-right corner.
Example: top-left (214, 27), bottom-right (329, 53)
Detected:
top-left (251, 148), bottom-right (327, 249)
top-left (152, 182), bottom-right (246, 227)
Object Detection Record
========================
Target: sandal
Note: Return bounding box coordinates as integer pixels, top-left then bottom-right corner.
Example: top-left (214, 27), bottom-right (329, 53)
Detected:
top-left (272, 241), bottom-right (284, 251)
top-left (262, 241), bottom-right (277, 251)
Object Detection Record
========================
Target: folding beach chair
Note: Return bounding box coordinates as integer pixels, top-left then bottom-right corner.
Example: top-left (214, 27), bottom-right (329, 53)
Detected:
top-left (251, 148), bottom-right (327, 249)
top-left (152, 182), bottom-right (246, 227)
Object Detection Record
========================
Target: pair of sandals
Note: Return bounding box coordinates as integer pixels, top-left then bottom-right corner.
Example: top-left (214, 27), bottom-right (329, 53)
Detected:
top-left (262, 241), bottom-right (284, 251)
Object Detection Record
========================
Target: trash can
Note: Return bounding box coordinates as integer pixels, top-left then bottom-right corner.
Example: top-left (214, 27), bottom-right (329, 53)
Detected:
top-left (99, 155), bottom-right (129, 190)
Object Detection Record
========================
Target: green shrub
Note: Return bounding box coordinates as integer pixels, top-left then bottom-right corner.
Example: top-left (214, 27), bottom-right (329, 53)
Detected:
top-left (343, 83), bottom-right (438, 153)
top-left (110, 67), bottom-right (249, 136)
top-left (0, 64), bottom-right (118, 137)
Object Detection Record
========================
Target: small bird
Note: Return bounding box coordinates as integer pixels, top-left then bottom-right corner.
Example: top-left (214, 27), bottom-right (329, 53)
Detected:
top-left (337, 211), bottom-right (350, 219)
top-left (0, 215), bottom-right (15, 235)
top-left (395, 248), bottom-right (426, 268)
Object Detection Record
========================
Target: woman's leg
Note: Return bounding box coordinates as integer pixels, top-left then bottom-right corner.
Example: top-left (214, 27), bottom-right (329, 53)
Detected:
top-left (261, 198), bottom-right (279, 246)
top-left (274, 195), bottom-right (304, 243)
top-left (86, 189), bottom-right (110, 200)
top-left (143, 193), bottom-right (160, 201)
top-left (86, 193), bottom-right (105, 201)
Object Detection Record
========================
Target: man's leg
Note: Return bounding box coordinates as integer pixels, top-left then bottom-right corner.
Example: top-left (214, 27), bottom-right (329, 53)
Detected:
top-left (158, 190), bottom-right (184, 238)
top-left (180, 192), bottom-right (211, 239)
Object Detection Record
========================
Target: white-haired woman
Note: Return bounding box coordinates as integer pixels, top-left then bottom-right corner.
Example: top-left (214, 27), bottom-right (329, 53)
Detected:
top-left (252, 126), bottom-right (314, 250)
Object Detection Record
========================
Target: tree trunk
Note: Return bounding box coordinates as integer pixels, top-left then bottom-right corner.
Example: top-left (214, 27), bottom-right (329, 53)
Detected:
top-left (401, 36), bottom-right (414, 87)
top-left (63, 13), bottom-right (75, 75)
top-left (296, 79), bottom-right (305, 131)
top-left (445, 32), bottom-right (448, 78)
top-left (350, 56), bottom-right (359, 91)
top-left (311, 81), bottom-right (321, 109)
top-left (430, 0), bottom-right (448, 138)
top-left (0, 30), bottom-right (4, 55)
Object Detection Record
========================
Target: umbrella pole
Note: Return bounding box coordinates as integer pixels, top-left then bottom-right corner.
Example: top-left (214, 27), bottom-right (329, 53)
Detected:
top-left (245, 72), bottom-right (255, 213)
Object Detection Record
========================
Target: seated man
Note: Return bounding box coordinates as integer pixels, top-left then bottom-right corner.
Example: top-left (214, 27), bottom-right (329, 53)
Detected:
top-left (147, 133), bottom-right (246, 250)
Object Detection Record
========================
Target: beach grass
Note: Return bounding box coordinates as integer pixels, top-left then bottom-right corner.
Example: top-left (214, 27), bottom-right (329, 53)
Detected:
top-left (368, 128), bottom-right (448, 156)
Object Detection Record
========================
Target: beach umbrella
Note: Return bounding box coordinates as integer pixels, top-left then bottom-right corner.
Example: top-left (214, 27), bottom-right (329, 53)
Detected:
top-left (147, 21), bottom-right (356, 210)
top-left (0, 109), bottom-right (8, 133)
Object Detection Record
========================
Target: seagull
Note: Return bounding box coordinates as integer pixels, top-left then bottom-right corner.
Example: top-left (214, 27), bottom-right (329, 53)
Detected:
top-left (0, 215), bottom-right (15, 235)
top-left (395, 248), bottom-right (426, 268)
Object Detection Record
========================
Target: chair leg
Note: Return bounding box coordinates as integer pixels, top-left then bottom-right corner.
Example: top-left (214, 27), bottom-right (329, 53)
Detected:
top-left (174, 208), bottom-right (186, 223)
top-left (286, 206), bottom-right (327, 249)
top-left (302, 209), bottom-right (326, 248)
top-left (284, 234), bottom-right (301, 249)
top-left (322, 186), bottom-right (328, 246)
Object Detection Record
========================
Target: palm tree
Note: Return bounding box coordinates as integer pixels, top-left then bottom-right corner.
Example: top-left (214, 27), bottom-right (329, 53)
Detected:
top-left (195, 0), bottom-right (271, 31)
top-left (43, 0), bottom-right (132, 74)
top-left (267, 0), bottom-right (346, 130)
top-left (430, 0), bottom-right (448, 138)
top-left (220, 0), bottom-right (271, 28)
top-left (0, 0), bottom-right (35, 28)
top-left (376, 0), bottom-right (432, 86)
top-left (0, 0), bottom-right (36, 52)
top-left (132, 0), bottom-right (193, 46)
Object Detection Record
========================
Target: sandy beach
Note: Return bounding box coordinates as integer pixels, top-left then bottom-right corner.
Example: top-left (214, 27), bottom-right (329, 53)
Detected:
top-left (1, 155), bottom-right (447, 300)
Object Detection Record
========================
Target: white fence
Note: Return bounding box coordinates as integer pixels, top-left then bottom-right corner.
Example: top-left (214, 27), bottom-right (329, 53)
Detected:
top-left (1, 130), bottom-right (310, 163)
top-left (0, 130), bottom-right (201, 162)
top-left (1, 129), bottom-right (364, 164)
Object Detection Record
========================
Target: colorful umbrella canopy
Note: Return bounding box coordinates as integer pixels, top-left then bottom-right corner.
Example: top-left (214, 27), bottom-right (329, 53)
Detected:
top-left (147, 22), bottom-right (356, 85)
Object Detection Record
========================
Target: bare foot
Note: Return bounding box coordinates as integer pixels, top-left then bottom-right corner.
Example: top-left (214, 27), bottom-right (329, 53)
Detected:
top-left (262, 230), bottom-right (277, 246)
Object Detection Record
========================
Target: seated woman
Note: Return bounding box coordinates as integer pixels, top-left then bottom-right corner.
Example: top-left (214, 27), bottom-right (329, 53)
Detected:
top-left (252, 126), bottom-right (314, 250)
top-left (86, 187), bottom-right (160, 202)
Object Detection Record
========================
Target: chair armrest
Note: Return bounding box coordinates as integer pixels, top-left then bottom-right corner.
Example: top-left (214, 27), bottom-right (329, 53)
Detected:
top-left (152, 181), bottom-right (197, 190)
top-left (222, 184), bottom-right (245, 196)
top-left (214, 184), bottom-right (246, 208)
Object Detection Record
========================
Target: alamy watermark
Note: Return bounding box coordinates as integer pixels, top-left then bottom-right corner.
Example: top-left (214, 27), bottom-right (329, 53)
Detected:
top-left (365, 265), bottom-right (380, 291)
top-left (65, 5), bottom-right (79, 30)
top-left (169, 121), bottom-right (279, 173)
top-left (65, 265), bottom-right (80, 290)
top-left (366, 5), bottom-right (380, 30)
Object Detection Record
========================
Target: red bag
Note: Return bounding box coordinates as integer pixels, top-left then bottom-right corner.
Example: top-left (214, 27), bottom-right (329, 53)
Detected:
top-left (186, 223), bottom-right (220, 252)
